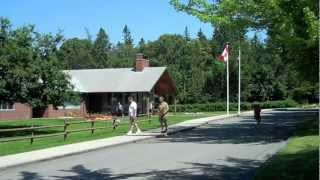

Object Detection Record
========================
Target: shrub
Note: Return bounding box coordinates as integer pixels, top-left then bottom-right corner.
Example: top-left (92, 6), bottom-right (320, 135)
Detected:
top-left (169, 99), bottom-right (298, 112)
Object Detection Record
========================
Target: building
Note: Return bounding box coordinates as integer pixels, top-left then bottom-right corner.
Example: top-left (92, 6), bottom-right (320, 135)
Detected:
top-left (0, 54), bottom-right (177, 120)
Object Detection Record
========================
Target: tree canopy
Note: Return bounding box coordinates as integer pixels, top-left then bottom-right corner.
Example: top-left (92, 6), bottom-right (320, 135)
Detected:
top-left (170, 0), bottom-right (319, 86)
top-left (1, 5), bottom-right (318, 108)
top-left (0, 18), bottom-right (72, 108)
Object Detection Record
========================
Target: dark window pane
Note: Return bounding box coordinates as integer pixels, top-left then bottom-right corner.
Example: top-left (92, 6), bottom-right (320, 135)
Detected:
top-left (8, 103), bottom-right (13, 109)
top-left (0, 101), bottom-right (14, 110)
top-left (0, 101), bottom-right (4, 109)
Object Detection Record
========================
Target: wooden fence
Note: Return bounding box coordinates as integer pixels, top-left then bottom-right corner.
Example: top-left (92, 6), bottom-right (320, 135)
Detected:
top-left (0, 115), bottom-right (153, 144)
top-left (0, 119), bottom-right (112, 144)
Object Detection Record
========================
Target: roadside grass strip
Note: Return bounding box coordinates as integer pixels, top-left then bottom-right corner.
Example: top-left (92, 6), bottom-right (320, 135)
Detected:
top-left (255, 116), bottom-right (319, 180)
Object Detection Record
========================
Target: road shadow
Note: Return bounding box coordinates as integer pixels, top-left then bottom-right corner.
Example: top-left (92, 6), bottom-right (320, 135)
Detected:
top-left (19, 157), bottom-right (262, 180)
top-left (272, 108), bottom-right (319, 112)
top-left (154, 110), bottom-right (318, 145)
top-left (19, 171), bottom-right (46, 180)
top-left (16, 110), bottom-right (318, 180)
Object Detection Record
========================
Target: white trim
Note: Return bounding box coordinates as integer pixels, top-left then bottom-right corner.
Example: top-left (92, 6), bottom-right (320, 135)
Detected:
top-left (0, 102), bottom-right (15, 111)
top-left (0, 109), bottom-right (15, 112)
top-left (0, 105), bottom-right (15, 111)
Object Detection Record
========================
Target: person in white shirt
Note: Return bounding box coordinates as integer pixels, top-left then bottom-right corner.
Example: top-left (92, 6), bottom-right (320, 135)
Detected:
top-left (148, 101), bottom-right (153, 118)
top-left (127, 96), bottom-right (142, 135)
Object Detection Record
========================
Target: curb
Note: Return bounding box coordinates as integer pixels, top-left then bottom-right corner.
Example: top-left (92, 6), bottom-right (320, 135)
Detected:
top-left (0, 109), bottom-right (271, 170)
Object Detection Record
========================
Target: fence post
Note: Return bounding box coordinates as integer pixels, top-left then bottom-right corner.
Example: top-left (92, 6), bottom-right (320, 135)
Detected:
top-left (146, 95), bottom-right (150, 122)
top-left (30, 124), bottom-right (34, 144)
top-left (174, 97), bottom-right (177, 115)
top-left (64, 119), bottom-right (68, 141)
top-left (91, 120), bottom-right (95, 134)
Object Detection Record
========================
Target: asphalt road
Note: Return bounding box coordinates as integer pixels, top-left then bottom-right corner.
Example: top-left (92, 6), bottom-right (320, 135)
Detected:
top-left (0, 109), bottom-right (318, 180)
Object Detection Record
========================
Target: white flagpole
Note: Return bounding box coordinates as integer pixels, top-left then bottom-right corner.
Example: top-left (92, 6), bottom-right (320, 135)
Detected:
top-left (226, 44), bottom-right (229, 116)
top-left (238, 44), bottom-right (241, 115)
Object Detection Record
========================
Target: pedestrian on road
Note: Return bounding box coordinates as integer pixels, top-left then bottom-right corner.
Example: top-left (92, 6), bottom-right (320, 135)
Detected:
top-left (253, 103), bottom-right (262, 125)
top-left (159, 96), bottom-right (169, 134)
top-left (127, 96), bottom-right (142, 135)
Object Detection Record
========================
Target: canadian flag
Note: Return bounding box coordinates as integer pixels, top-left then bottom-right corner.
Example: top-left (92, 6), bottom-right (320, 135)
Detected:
top-left (218, 44), bottom-right (229, 62)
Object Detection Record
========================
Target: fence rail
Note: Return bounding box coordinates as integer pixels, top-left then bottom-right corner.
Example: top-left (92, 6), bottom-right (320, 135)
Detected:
top-left (0, 115), bottom-right (153, 144)
top-left (0, 119), bottom-right (112, 144)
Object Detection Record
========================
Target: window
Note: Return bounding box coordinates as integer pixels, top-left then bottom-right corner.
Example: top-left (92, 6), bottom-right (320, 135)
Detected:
top-left (58, 102), bottom-right (81, 110)
top-left (0, 101), bottom-right (14, 111)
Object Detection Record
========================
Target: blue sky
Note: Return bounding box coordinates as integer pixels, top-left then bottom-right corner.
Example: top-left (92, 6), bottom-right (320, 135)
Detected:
top-left (1, 0), bottom-right (213, 44)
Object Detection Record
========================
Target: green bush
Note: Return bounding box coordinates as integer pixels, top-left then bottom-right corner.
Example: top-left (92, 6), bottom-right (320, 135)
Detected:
top-left (169, 99), bottom-right (298, 112)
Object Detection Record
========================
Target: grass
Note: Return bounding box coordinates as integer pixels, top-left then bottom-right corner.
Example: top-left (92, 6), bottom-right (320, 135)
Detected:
top-left (254, 116), bottom-right (319, 180)
top-left (0, 111), bottom-right (227, 156)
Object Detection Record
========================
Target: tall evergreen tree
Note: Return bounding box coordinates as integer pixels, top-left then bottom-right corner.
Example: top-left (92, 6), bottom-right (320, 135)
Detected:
top-left (197, 28), bottom-right (207, 42)
top-left (138, 38), bottom-right (146, 53)
top-left (122, 25), bottom-right (133, 45)
top-left (58, 38), bottom-right (95, 69)
top-left (92, 28), bottom-right (111, 68)
top-left (184, 26), bottom-right (190, 41)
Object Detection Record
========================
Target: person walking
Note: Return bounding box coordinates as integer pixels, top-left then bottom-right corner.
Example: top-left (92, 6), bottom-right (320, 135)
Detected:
top-left (112, 102), bottom-right (123, 130)
top-left (127, 96), bottom-right (142, 135)
top-left (148, 101), bottom-right (153, 118)
top-left (158, 96), bottom-right (169, 134)
top-left (117, 102), bottom-right (124, 118)
top-left (253, 103), bottom-right (262, 125)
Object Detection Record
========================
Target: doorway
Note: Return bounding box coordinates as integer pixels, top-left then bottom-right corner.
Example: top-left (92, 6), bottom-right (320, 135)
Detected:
top-left (32, 107), bottom-right (46, 118)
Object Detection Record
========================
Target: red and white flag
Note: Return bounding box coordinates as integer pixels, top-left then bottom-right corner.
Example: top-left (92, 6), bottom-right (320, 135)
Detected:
top-left (218, 45), bottom-right (229, 62)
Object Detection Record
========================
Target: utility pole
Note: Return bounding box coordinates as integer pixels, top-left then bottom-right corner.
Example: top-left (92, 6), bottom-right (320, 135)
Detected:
top-left (226, 43), bottom-right (229, 116)
top-left (238, 42), bottom-right (241, 115)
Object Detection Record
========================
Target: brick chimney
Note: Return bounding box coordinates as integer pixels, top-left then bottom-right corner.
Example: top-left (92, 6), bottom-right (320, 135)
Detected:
top-left (135, 53), bottom-right (149, 71)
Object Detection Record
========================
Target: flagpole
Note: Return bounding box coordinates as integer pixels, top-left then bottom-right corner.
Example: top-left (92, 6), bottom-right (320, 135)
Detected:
top-left (238, 43), bottom-right (241, 115)
top-left (227, 44), bottom-right (229, 116)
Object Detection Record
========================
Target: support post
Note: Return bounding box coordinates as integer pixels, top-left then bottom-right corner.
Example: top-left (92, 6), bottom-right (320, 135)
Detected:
top-left (227, 44), bottom-right (229, 116)
top-left (238, 43), bottom-right (241, 115)
top-left (91, 120), bottom-right (95, 134)
top-left (146, 94), bottom-right (150, 120)
top-left (64, 119), bottom-right (68, 141)
top-left (110, 93), bottom-right (113, 113)
top-left (30, 124), bottom-right (34, 144)
top-left (174, 97), bottom-right (177, 114)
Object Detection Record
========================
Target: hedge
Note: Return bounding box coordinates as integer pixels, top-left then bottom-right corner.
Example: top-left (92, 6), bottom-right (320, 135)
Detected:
top-left (169, 99), bottom-right (298, 112)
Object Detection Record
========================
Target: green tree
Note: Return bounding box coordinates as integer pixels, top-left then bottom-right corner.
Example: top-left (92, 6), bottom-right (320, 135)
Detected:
top-left (170, 0), bottom-right (319, 86)
top-left (92, 28), bottom-right (111, 68)
top-left (122, 25), bottom-right (133, 45)
top-left (58, 38), bottom-right (95, 69)
top-left (0, 17), bottom-right (72, 108)
top-left (197, 28), bottom-right (206, 42)
top-left (184, 26), bottom-right (190, 41)
top-left (110, 25), bottom-right (136, 68)
top-left (138, 38), bottom-right (146, 53)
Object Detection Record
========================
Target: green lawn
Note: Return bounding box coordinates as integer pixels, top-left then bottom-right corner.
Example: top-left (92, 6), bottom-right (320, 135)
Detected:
top-left (255, 116), bottom-right (319, 180)
top-left (0, 112), bottom-right (226, 156)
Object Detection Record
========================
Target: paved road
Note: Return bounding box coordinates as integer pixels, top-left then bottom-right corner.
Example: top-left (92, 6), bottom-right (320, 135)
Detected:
top-left (0, 109), bottom-right (318, 180)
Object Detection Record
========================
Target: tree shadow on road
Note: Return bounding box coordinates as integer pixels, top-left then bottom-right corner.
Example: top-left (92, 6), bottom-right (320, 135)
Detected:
top-left (17, 110), bottom-right (318, 180)
top-left (19, 171), bottom-right (46, 180)
top-left (19, 157), bottom-right (262, 180)
top-left (154, 111), bottom-right (318, 145)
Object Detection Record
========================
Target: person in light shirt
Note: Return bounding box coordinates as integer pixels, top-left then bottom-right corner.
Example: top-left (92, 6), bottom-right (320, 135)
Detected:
top-left (158, 96), bottom-right (169, 134)
top-left (127, 96), bottom-right (142, 135)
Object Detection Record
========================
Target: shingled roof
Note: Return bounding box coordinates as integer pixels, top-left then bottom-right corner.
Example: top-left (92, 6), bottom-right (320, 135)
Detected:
top-left (64, 67), bottom-right (167, 93)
